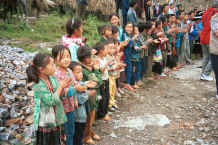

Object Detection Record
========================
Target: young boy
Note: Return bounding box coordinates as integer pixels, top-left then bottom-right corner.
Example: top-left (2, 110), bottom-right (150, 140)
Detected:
top-left (77, 45), bottom-right (102, 145)
top-left (69, 61), bottom-right (96, 145)
top-left (94, 41), bottom-right (113, 120)
top-left (100, 24), bottom-right (112, 42)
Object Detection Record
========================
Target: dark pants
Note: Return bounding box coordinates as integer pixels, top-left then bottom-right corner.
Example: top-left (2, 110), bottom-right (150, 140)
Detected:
top-left (123, 14), bottom-right (127, 26)
top-left (211, 54), bottom-right (218, 95)
top-left (74, 122), bottom-right (86, 145)
top-left (97, 80), bottom-right (110, 119)
top-left (36, 127), bottom-right (61, 145)
top-left (152, 62), bottom-right (163, 75)
top-left (167, 55), bottom-right (177, 69)
top-left (141, 56), bottom-right (148, 78)
top-left (64, 112), bottom-right (75, 145)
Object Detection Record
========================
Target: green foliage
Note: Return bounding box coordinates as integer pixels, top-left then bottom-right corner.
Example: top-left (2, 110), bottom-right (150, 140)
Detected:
top-left (0, 12), bottom-right (106, 52)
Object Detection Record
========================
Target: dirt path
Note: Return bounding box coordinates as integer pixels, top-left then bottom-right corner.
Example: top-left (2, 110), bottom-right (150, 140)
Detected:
top-left (93, 60), bottom-right (218, 145)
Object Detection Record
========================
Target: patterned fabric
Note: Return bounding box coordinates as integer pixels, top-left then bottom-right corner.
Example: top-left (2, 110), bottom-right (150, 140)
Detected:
top-left (62, 35), bottom-right (85, 61)
top-left (33, 76), bottom-right (67, 131)
top-left (108, 55), bottom-right (120, 77)
top-left (54, 68), bottom-right (78, 113)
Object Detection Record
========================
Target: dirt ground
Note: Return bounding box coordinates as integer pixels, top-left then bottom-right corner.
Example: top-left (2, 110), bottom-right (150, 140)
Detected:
top-left (92, 60), bottom-right (218, 145)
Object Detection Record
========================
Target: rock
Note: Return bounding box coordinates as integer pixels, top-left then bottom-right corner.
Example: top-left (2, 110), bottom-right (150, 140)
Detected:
top-left (24, 115), bottom-right (33, 125)
top-left (5, 118), bottom-right (21, 127)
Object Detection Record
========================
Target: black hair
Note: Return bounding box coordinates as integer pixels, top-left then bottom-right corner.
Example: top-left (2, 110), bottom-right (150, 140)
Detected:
top-left (155, 20), bottom-right (162, 27)
top-left (151, 17), bottom-right (157, 22)
top-left (52, 45), bottom-right (71, 60)
top-left (144, 21), bottom-right (153, 30)
top-left (109, 13), bottom-right (119, 21)
top-left (138, 22), bottom-right (145, 33)
top-left (97, 25), bottom-right (104, 35)
top-left (159, 16), bottom-right (167, 24)
top-left (161, 3), bottom-right (169, 13)
top-left (129, 0), bottom-right (137, 7)
top-left (93, 42), bottom-right (105, 55)
top-left (112, 25), bottom-right (119, 34)
top-left (169, 14), bottom-right (176, 17)
top-left (69, 61), bottom-right (81, 71)
top-left (101, 24), bottom-right (112, 35)
top-left (177, 10), bottom-right (184, 16)
top-left (77, 45), bottom-right (92, 62)
top-left (188, 10), bottom-right (194, 15)
top-left (26, 53), bottom-right (51, 83)
top-left (66, 18), bottom-right (82, 37)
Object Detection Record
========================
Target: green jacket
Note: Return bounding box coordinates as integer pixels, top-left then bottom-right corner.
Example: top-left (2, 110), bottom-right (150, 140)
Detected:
top-left (33, 76), bottom-right (67, 131)
top-left (81, 64), bottom-right (102, 110)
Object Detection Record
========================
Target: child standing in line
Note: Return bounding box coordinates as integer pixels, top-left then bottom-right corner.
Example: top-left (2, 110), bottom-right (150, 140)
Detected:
top-left (69, 62), bottom-right (97, 145)
top-left (107, 39), bottom-right (124, 111)
top-left (77, 45), bottom-right (103, 145)
top-left (122, 22), bottom-right (137, 90)
top-left (26, 53), bottom-right (69, 145)
top-left (62, 18), bottom-right (86, 61)
top-left (94, 41), bottom-right (113, 120)
top-left (100, 24), bottom-right (112, 42)
top-left (52, 45), bottom-right (78, 145)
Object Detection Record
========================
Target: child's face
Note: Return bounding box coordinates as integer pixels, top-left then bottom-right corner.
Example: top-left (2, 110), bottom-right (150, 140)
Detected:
top-left (74, 25), bottom-right (83, 37)
top-left (56, 49), bottom-right (71, 69)
top-left (134, 27), bottom-right (139, 35)
top-left (147, 28), bottom-right (153, 35)
top-left (169, 16), bottom-right (176, 23)
top-left (110, 16), bottom-right (119, 26)
top-left (105, 43), bottom-right (114, 55)
top-left (184, 14), bottom-right (189, 20)
top-left (157, 23), bottom-right (162, 29)
top-left (73, 65), bottom-right (83, 81)
top-left (179, 12), bottom-right (185, 20)
top-left (83, 56), bottom-right (92, 65)
top-left (113, 32), bottom-right (119, 39)
top-left (125, 23), bottom-right (134, 35)
top-left (39, 57), bottom-right (56, 76)
top-left (104, 29), bottom-right (112, 38)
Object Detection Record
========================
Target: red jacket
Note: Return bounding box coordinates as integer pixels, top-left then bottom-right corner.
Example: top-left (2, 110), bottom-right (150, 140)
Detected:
top-left (200, 8), bottom-right (217, 44)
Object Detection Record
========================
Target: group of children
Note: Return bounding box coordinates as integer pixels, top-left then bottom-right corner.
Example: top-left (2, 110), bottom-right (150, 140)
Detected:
top-left (26, 2), bottom-right (205, 145)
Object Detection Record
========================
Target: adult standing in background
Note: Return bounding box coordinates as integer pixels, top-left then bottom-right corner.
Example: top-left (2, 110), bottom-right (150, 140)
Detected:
top-left (76, 0), bottom-right (88, 20)
top-left (210, 0), bottom-right (218, 99)
top-left (144, 0), bottom-right (153, 21)
top-left (200, 2), bottom-right (217, 81)
top-left (122, 0), bottom-right (130, 25)
top-left (153, 0), bottom-right (161, 18)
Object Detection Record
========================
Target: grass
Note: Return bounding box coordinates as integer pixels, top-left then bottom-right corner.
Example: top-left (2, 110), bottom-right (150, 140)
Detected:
top-left (0, 12), bottom-right (106, 52)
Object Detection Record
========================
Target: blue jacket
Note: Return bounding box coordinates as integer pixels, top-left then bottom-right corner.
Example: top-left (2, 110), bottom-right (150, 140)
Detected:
top-left (74, 81), bottom-right (89, 123)
top-left (127, 7), bottom-right (138, 25)
top-left (122, 0), bottom-right (129, 15)
top-left (122, 32), bottom-right (136, 61)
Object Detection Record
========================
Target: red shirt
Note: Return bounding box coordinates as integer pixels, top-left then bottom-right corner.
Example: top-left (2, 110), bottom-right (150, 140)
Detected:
top-left (200, 8), bottom-right (217, 44)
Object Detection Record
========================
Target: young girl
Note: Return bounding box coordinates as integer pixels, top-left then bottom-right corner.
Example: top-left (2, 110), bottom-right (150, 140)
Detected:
top-left (77, 45), bottom-right (102, 145)
top-left (52, 45), bottom-right (78, 145)
top-left (109, 13), bottom-right (123, 42)
top-left (62, 18), bottom-right (86, 61)
top-left (69, 61), bottom-right (97, 145)
top-left (26, 53), bottom-right (69, 145)
top-left (122, 22), bottom-right (138, 90)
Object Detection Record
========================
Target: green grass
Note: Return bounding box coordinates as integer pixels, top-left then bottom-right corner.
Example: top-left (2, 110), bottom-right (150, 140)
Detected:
top-left (0, 12), bottom-right (106, 52)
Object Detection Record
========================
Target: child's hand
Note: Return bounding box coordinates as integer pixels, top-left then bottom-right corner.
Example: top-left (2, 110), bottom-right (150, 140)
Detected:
top-left (59, 77), bottom-right (72, 89)
top-left (85, 81), bottom-right (97, 88)
top-left (132, 34), bottom-right (138, 40)
top-left (147, 38), bottom-right (153, 44)
top-left (153, 39), bottom-right (160, 44)
top-left (107, 57), bottom-right (113, 65)
top-left (215, 29), bottom-right (218, 37)
top-left (88, 90), bottom-right (96, 97)
top-left (91, 49), bottom-right (97, 55)
top-left (141, 45), bottom-right (148, 49)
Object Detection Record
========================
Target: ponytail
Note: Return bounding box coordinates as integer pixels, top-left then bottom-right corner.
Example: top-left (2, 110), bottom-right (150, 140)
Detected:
top-left (26, 53), bottom-right (51, 84)
top-left (26, 65), bottom-right (39, 83)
